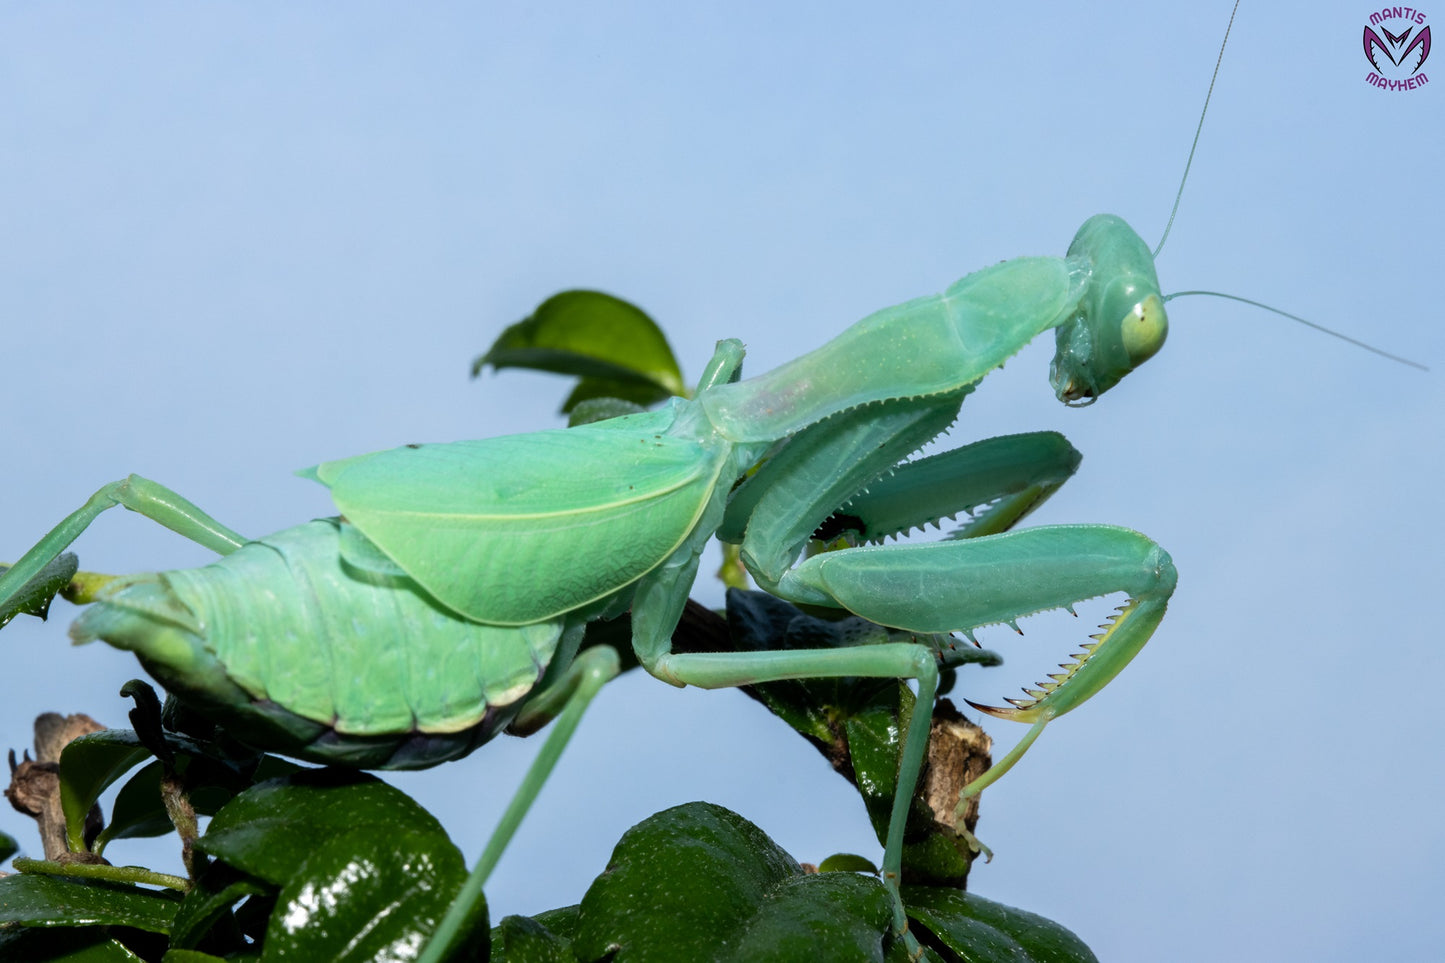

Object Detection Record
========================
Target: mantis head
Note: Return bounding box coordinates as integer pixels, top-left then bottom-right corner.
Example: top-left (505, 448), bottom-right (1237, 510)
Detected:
top-left (1049, 214), bottom-right (1168, 406)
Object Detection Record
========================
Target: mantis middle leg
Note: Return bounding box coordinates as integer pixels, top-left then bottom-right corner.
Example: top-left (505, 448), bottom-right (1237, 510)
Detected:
top-left (422, 641), bottom-right (622, 963)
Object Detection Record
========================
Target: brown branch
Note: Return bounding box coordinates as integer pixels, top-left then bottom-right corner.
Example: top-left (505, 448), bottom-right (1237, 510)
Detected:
top-left (5, 712), bottom-right (107, 864)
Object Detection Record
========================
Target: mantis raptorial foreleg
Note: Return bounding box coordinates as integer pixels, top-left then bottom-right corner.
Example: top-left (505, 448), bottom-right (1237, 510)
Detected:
top-left (777, 526), bottom-right (1175, 790)
top-left (827, 431), bottom-right (1083, 541)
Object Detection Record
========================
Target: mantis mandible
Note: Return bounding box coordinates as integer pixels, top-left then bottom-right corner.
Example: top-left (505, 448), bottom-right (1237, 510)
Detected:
top-left (0, 3), bottom-right (1427, 954)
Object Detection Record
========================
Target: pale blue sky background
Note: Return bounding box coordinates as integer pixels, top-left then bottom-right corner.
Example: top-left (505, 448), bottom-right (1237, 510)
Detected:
top-left (2, 3), bottom-right (1440, 960)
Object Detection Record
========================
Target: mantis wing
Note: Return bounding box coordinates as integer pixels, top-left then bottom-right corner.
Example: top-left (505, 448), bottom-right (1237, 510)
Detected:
top-left (308, 408), bottom-right (727, 625)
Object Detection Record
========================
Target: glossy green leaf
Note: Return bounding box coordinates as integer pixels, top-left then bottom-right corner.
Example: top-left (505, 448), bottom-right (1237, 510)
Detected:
top-left (573, 802), bottom-right (908, 962)
top-left (161, 951), bottom-right (231, 963)
top-left (904, 888), bottom-right (1098, 963)
top-left (58, 733), bottom-right (154, 852)
top-left (195, 769), bottom-right (450, 886)
top-left (472, 290), bottom-right (685, 399)
top-left (260, 826), bottom-right (481, 963)
top-left (0, 873), bottom-right (178, 933)
top-left (490, 802), bottom-right (1098, 962)
top-left (0, 553), bottom-right (78, 629)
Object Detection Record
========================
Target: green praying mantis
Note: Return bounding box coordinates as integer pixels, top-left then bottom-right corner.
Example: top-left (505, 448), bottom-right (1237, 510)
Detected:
top-left (0, 210), bottom-right (1180, 954)
top-left (0, 2), bottom-right (1431, 959)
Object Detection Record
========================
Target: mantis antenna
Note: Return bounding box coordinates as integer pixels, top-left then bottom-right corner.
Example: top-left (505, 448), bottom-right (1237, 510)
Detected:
top-left (1152, 0), bottom-right (1239, 259)
top-left (1163, 291), bottom-right (1429, 371)
top-left (1152, 0), bottom-right (1427, 372)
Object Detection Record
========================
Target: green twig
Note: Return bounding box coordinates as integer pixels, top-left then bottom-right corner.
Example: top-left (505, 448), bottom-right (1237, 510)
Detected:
top-left (13, 857), bottom-right (189, 892)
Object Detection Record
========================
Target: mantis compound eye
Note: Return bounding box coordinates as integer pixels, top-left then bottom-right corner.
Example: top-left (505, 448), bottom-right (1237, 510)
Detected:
top-left (1121, 293), bottom-right (1168, 367)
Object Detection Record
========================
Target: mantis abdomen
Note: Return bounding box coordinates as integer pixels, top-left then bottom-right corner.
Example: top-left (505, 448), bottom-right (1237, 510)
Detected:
top-left (70, 518), bottom-right (565, 769)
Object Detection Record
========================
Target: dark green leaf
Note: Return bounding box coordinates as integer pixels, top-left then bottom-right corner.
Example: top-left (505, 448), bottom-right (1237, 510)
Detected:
top-left (565, 395), bottom-right (648, 426)
top-left (2, 829), bottom-right (18, 863)
top-left (472, 290), bottom-right (684, 398)
top-left (490, 913), bottom-right (575, 963)
top-left (195, 769), bottom-right (450, 886)
top-left (723, 589), bottom-right (988, 887)
top-left (817, 852), bottom-right (879, 874)
top-left (168, 862), bottom-right (271, 951)
top-left (161, 950), bottom-right (231, 963)
top-left (0, 926), bottom-right (146, 962)
top-left (561, 376), bottom-right (671, 414)
top-left (723, 588), bottom-right (907, 742)
top-left (573, 802), bottom-right (906, 962)
top-left (260, 826), bottom-right (481, 963)
top-left (842, 690), bottom-right (978, 888)
top-left (0, 553), bottom-right (79, 629)
top-left (232, 890), bottom-right (275, 945)
top-left (0, 873), bottom-right (178, 933)
top-left (118, 681), bottom-right (177, 773)
top-left (905, 887), bottom-right (1098, 963)
top-left (526, 905), bottom-right (580, 943)
top-left (101, 750), bottom-right (292, 847)
top-left (60, 729), bottom-right (248, 854)
top-left (58, 734), bottom-right (154, 853)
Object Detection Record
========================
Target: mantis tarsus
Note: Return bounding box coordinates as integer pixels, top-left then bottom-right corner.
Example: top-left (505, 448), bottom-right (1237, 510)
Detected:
top-left (2, 3), bottom-right (1433, 954)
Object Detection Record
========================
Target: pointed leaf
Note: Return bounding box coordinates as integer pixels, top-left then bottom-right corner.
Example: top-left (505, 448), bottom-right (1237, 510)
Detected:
top-left (58, 732), bottom-right (154, 852)
top-left (0, 873), bottom-right (178, 933)
top-left (0, 553), bottom-right (79, 629)
top-left (59, 729), bottom-right (246, 853)
top-left (473, 290), bottom-right (685, 397)
top-left (904, 887), bottom-right (1098, 963)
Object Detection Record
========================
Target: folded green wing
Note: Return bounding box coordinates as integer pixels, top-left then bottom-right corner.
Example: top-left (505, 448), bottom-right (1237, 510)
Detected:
top-left (310, 411), bottom-right (725, 625)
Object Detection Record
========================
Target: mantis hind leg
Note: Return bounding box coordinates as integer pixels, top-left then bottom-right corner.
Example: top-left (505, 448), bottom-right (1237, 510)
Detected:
top-left (0, 475), bottom-right (248, 622)
top-left (422, 642), bottom-right (621, 963)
